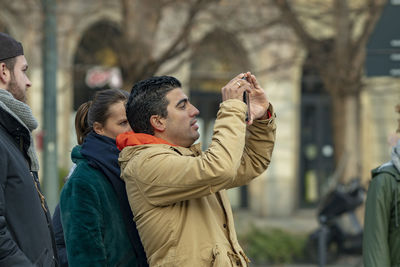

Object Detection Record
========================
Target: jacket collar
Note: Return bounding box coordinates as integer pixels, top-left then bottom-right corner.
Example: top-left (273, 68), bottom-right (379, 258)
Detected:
top-left (372, 163), bottom-right (400, 182)
top-left (116, 131), bottom-right (202, 156)
top-left (116, 131), bottom-right (177, 150)
top-left (0, 105), bottom-right (30, 153)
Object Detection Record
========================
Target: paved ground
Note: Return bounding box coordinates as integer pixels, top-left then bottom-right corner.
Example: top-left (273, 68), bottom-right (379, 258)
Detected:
top-left (250, 255), bottom-right (363, 267)
top-left (234, 209), bottom-right (319, 234)
top-left (233, 209), bottom-right (363, 267)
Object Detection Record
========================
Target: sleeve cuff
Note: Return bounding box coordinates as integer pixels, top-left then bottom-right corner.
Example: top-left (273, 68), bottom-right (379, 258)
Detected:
top-left (257, 104), bottom-right (275, 121)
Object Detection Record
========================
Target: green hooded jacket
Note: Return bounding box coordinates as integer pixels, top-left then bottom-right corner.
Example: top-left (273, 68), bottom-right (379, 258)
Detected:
top-left (363, 163), bottom-right (400, 267)
top-left (60, 146), bottom-right (138, 266)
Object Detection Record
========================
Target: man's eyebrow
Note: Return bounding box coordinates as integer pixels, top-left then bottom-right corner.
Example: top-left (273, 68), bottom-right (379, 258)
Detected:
top-left (176, 98), bottom-right (188, 107)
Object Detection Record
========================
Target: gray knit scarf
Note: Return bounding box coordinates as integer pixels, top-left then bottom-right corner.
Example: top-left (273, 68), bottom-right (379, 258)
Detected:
top-left (393, 139), bottom-right (400, 174)
top-left (0, 89), bottom-right (39, 171)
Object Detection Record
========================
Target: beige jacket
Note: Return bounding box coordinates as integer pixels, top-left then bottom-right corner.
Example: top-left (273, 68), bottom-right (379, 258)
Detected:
top-left (119, 99), bottom-right (276, 266)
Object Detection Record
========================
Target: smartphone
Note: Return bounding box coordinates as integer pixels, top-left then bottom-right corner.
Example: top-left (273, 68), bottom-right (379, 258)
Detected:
top-left (242, 77), bottom-right (250, 122)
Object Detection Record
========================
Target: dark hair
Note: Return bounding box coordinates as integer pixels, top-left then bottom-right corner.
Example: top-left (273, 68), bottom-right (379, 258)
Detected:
top-left (74, 101), bottom-right (91, 145)
top-left (75, 89), bottom-right (129, 144)
top-left (126, 76), bottom-right (181, 135)
top-left (1, 57), bottom-right (16, 73)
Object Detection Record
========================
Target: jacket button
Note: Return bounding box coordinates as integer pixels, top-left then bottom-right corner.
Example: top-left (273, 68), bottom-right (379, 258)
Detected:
top-left (223, 224), bottom-right (227, 228)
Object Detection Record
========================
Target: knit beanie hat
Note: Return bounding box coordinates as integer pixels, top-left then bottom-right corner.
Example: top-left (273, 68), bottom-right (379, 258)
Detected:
top-left (0, 32), bottom-right (24, 61)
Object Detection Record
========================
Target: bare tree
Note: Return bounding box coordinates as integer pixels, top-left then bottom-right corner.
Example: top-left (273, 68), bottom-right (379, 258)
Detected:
top-left (0, 0), bottom-right (39, 17)
top-left (3, 0), bottom-right (386, 184)
top-left (0, 0), bottom-right (41, 33)
top-left (114, 0), bottom-right (220, 89)
top-left (72, 0), bottom-right (282, 90)
top-left (271, 0), bottom-right (387, 181)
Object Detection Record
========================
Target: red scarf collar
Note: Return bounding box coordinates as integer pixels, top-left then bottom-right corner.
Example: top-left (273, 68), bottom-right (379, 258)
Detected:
top-left (116, 131), bottom-right (177, 151)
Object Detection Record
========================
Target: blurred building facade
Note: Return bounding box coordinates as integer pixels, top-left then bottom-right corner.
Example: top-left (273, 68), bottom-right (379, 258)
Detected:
top-left (1, 0), bottom-right (399, 217)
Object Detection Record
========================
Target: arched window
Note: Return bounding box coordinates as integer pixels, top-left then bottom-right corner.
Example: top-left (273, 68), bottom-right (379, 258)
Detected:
top-left (73, 22), bottom-right (123, 110)
top-left (190, 30), bottom-right (249, 147)
top-left (190, 30), bottom-right (249, 93)
top-left (190, 30), bottom-right (250, 209)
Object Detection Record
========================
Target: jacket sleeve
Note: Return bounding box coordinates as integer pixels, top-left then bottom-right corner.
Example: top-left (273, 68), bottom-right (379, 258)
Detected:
top-left (59, 175), bottom-right (106, 267)
top-left (122, 100), bottom-right (275, 206)
top-left (52, 204), bottom-right (68, 267)
top-left (228, 104), bottom-right (276, 188)
top-left (363, 174), bottom-right (392, 267)
top-left (0, 146), bottom-right (34, 266)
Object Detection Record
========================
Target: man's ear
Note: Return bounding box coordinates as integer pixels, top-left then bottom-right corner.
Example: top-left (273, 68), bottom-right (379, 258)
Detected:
top-left (0, 63), bottom-right (10, 85)
top-left (93, 122), bottom-right (104, 135)
top-left (150, 115), bottom-right (166, 132)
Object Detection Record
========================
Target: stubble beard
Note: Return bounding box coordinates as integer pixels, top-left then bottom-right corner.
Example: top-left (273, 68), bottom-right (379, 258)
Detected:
top-left (8, 73), bottom-right (26, 103)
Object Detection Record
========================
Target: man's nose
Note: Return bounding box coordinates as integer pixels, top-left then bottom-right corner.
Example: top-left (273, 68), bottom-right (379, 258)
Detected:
top-left (190, 104), bottom-right (200, 117)
top-left (26, 77), bottom-right (32, 87)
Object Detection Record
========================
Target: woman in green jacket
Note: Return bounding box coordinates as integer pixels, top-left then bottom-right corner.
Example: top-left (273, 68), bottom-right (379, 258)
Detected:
top-left (363, 105), bottom-right (400, 267)
top-left (59, 89), bottom-right (147, 266)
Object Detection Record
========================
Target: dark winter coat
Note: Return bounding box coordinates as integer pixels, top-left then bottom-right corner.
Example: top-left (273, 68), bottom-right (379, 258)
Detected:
top-left (52, 204), bottom-right (68, 267)
top-left (60, 132), bottom-right (147, 267)
top-left (0, 105), bottom-right (58, 266)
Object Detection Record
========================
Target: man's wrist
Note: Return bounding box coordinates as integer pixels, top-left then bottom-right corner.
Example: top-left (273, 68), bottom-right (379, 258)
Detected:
top-left (259, 105), bottom-right (272, 120)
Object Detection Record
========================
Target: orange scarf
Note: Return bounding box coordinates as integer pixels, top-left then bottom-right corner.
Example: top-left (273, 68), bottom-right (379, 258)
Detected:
top-left (116, 131), bottom-right (176, 151)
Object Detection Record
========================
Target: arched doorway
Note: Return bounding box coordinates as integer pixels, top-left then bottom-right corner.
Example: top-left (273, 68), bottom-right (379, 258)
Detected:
top-left (299, 58), bottom-right (335, 206)
top-left (190, 30), bottom-right (249, 147)
top-left (73, 21), bottom-right (123, 111)
top-left (190, 29), bottom-right (250, 208)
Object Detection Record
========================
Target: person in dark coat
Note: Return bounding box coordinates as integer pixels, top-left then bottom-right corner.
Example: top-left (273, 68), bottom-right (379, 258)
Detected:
top-left (52, 204), bottom-right (68, 267)
top-left (0, 32), bottom-right (59, 266)
top-left (58, 89), bottom-right (148, 266)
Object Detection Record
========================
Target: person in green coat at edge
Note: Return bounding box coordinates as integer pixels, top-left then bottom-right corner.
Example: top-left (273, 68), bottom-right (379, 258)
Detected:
top-left (59, 89), bottom-right (148, 266)
top-left (363, 104), bottom-right (400, 267)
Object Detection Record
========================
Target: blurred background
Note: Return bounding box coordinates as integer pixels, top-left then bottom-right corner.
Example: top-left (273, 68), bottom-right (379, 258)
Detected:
top-left (1, 0), bottom-right (399, 265)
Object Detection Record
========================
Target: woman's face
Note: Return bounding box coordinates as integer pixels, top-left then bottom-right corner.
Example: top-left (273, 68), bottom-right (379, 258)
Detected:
top-left (94, 101), bottom-right (131, 139)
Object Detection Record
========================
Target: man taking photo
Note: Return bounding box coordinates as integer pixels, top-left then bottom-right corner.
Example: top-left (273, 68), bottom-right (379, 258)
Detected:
top-left (117, 72), bottom-right (276, 266)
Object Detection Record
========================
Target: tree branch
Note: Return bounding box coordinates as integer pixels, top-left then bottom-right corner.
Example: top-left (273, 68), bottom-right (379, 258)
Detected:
top-left (272, 0), bottom-right (317, 48)
top-left (152, 0), bottom-right (216, 70)
top-left (352, 0), bottom-right (386, 52)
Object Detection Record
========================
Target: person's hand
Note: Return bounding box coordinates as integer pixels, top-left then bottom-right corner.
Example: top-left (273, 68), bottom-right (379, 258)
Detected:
top-left (245, 72), bottom-right (269, 125)
top-left (221, 73), bottom-right (251, 102)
